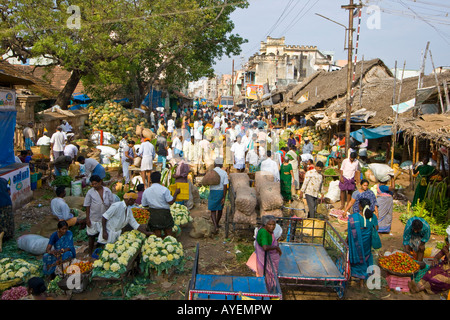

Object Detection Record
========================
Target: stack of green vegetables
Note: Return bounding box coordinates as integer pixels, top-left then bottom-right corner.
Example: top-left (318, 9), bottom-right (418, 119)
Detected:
top-left (0, 258), bottom-right (40, 283)
top-left (170, 203), bottom-right (193, 226)
top-left (400, 178), bottom-right (450, 236)
top-left (50, 176), bottom-right (73, 188)
top-left (91, 230), bottom-right (146, 279)
top-left (140, 235), bottom-right (185, 276)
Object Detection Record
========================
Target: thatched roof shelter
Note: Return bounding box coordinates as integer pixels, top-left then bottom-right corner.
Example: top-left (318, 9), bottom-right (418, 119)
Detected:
top-left (284, 58), bottom-right (393, 116)
top-left (326, 70), bottom-right (450, 124)
top-left (0, 60), bottom-right (59, 99)
top-left (396, 113), bottom-right (450, 148)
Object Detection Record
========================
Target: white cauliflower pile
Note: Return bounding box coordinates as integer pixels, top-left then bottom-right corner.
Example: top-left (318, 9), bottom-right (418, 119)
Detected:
top-left (0, 258), bottom-right (39, 282)
top-left (170, 203), bottom-right (193, 226)
top-left (92, 229), bottom-right (146, 277)
top-left (140, 235), bottom-right (185, 276)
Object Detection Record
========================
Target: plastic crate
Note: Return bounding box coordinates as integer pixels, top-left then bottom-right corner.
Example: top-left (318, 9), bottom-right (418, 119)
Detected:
top-left (169, 182), bottom-right (190, 201)
top-left (386, 274), bottom-right (410, 292)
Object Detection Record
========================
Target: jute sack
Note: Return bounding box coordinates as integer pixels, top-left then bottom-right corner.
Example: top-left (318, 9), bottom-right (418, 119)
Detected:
top-left (189, 217), bottom-right (214, 239)
top-left (201, 169), bottom-right (220, 186)
top-left (260, 209), bottom-right (283, 218)
top-left (229, 173), bottom-right (250, 189)
top-left (142, 128), bottom-right (155, 140)
top-left (258, 182), bottom-right (283, 211)
top-left (233, 209), bottom-right (257, 224)
top-left (255, 171), bottom-right (275, 193)
top-left (234, 186), bottom-right (257, 216)
top-left (136, 125), bottom-right (143, 137)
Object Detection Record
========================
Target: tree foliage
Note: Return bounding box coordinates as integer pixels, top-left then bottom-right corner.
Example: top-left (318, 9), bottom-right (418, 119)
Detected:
top-left (0, 0), bottom-right (248, 108)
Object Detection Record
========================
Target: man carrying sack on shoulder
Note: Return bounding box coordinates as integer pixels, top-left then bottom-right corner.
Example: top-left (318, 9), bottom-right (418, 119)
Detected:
top-left (206, 158), bottom-right (229, 234)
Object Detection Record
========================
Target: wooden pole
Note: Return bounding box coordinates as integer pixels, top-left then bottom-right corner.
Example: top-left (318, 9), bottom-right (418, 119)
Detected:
top-left (443, 80), bottom-right (450, 112)
top-left (428, 49), bottom-right (445, 113)
top-left (342, 0), bottom-right (362, 158)
top-left (416, 42), bottom-right (430, 117)
top-left (391, 61), bottom-right (397, 168)
top-left (359, 56), bottom-right (364, 108)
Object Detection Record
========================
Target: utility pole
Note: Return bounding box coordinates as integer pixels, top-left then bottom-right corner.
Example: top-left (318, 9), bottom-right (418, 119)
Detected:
top-left (342, 0), bottom-right (362, 157)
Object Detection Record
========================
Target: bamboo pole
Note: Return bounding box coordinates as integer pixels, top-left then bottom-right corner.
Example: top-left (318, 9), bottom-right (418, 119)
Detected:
top-left (428, 50), bottom-right (445, 113)
top-left (391, 61), bottom-right (397, 168)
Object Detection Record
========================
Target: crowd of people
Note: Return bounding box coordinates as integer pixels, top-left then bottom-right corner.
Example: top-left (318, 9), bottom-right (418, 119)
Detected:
top-left (3, 104), bottom-right (449, 299)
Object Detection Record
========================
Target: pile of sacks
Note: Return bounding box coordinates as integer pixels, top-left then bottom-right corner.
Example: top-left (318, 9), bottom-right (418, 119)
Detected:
top-left (229, 173), bottom-right (258, 225)
top-left (255, 171), bottom-right (284, 218)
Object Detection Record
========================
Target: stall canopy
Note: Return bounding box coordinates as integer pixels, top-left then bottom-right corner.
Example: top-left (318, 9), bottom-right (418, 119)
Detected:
top-left (350, 125), bottom-right (394, 143)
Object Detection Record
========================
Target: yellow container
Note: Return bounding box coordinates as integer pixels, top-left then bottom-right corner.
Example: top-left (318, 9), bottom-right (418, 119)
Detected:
top-left (169, 183), bottom-right (190, 201)
top-left (37, 179), bottom-right (42, 188)
top-left (298, 219), bottom-right (325, 238)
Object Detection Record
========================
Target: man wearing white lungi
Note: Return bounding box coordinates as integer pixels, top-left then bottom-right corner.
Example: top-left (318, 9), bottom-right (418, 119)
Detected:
top-left (84, 175), bottom-right (116, 255)
top-left (230, 135), bottom-right (246, 172)
top-left (98, 192), bottom-right (151, 244)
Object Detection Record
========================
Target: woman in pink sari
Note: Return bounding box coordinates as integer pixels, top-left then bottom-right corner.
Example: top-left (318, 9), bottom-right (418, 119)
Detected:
top-left (253, 215), bottom-right (282, 290)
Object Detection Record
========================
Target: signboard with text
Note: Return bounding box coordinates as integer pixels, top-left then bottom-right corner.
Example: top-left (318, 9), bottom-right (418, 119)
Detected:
top-left (246, 84), bottom-right (264, 100)
top-left (0, 89), bottom-right (17, 111)
top-left (0, 164), bottom-right (32, 210)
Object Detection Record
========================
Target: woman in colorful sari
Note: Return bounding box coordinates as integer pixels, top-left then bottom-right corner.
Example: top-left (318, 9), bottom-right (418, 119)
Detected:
top-left (408, 236), bottom-right (450, 295)
top-left (286, 146), bottom-right (300, 195)
top-left (376, 177), bottom-right (395, 233)
top-left (280, 155), bottom-right (294, 202)
top-left (254, 215), bottom-right (282, 292)
top-left (412, 156), bottom-right (436, 207)
top-left (43, 221), bottom-right (76, 279)
top-left (343, 179), bottom-right (378, 217)
top-left (347, 198), bottom-right (379, 287)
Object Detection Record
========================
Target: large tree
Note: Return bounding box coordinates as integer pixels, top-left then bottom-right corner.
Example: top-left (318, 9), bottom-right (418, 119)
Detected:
top-left (0, 0), bottom-right (248, 108)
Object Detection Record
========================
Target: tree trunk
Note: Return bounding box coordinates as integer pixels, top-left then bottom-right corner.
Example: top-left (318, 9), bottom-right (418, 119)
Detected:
top-left (55, 69), bottom-right (82, 110)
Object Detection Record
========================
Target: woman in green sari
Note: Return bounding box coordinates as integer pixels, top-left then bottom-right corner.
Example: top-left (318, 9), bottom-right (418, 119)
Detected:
top-left (280, 155), bottom-right (294, 202)
top-left (412, 156), bottom-right (436, 207)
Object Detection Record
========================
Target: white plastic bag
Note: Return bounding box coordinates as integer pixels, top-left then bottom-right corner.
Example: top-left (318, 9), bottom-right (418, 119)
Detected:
top-left (325, 180), bottom-right (340, 203)
top-left (71, 180), bottom-right (83, 197)
top-left (17, 234), bottom-right (49, 255)
top-left (367, 163), bottom-right (394, 183)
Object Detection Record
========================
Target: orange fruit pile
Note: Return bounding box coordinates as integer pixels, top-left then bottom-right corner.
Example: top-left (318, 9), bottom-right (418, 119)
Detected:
top-left (132, 207), bottom-right (150, 224)
top-left (378, 252), bottom-right (420, 274)
top-left (64, 261), bottom-right (93, 274)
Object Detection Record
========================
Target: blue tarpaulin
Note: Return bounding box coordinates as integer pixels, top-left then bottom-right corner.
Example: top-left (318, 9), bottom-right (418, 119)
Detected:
top-left (72, 93), bottom-right (91, 102)
top-left (0, 111), bottom-right (17, 168)
top-left (350, 125), bottom-right (394, 143)
top-left (142, 90), bottom-right (164, 109)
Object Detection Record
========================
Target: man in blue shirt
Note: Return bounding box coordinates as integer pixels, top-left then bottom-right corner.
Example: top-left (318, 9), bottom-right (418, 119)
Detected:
top-left (302, 137), bottom-right (314, 155)
top-left (403, 217), bottom-right (430, 262)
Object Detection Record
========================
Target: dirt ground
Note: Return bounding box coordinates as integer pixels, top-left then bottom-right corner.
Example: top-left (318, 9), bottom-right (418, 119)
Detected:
top-left (9, 176), bottom-right (448, 301)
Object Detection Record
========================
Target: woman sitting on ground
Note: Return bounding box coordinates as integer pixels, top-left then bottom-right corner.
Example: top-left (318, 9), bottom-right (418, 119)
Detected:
top-left (408, 236), bottom-right (450, 295)
top-left (42, 220), bottom-right (76, 280)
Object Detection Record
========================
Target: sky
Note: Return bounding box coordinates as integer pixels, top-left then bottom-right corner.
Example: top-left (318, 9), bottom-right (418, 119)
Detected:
top-left (213, 0), bottom-right (450, 76)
